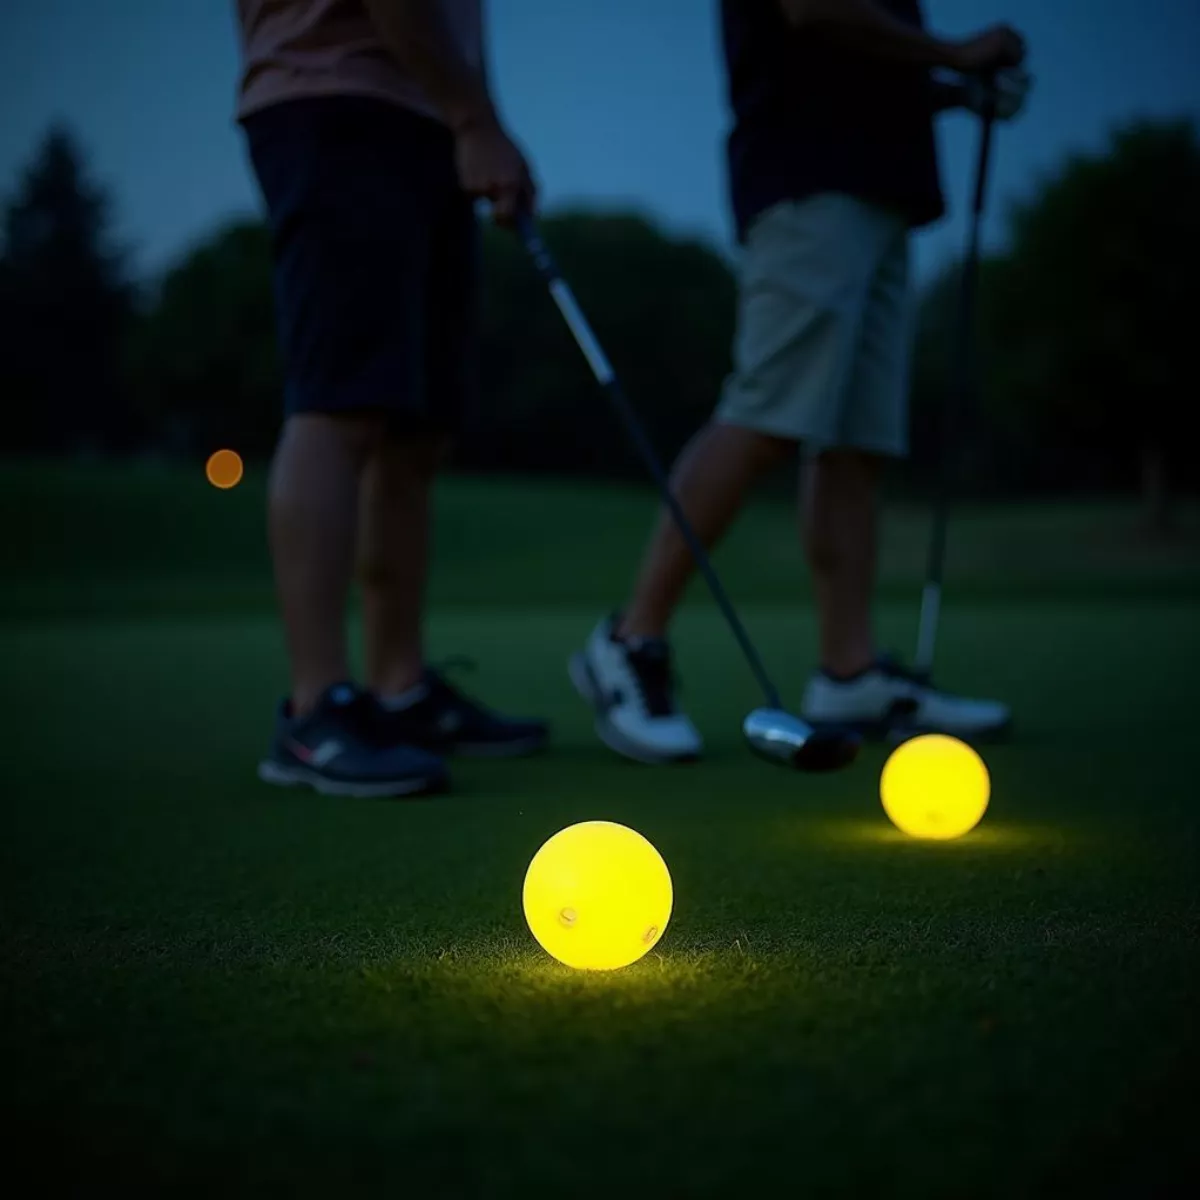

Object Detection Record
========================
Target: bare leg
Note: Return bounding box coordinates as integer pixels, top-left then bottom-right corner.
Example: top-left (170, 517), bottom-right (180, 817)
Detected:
top-left (358, 432), bottom-right (449, 698)
top-left (802, 448), bottom-right (881, 677)
top-left (619, 421), bottom-right (794, 639)
top-left (268, 413), bottom-right (384, 715)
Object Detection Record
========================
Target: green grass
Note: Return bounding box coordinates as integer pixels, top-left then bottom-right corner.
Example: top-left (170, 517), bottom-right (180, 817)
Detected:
top-left (2, 463), bottom-right (1198, 1196)
top-left (4, 461), bottom-right (1199, 617)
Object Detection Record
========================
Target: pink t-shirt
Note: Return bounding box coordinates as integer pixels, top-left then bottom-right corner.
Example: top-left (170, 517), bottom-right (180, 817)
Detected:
top-left (234, 0), bottom-right (482, 123)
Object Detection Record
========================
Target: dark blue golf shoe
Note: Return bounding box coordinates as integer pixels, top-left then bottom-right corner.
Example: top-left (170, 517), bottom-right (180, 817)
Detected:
top-left (258, 682), bottom-right (449, 798)
top-left (375, 667), bottom-right (549, 759)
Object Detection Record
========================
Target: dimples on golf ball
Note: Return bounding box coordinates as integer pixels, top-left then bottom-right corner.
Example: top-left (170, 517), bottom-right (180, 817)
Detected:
top-left (522, 821), bottom-right (673, 970)
top-left (880, 734), bottom-right (990, 840)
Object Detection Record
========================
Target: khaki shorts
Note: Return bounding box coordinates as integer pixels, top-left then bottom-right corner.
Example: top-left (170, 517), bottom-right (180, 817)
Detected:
top-left (716, 193), bottom-right (913, 457)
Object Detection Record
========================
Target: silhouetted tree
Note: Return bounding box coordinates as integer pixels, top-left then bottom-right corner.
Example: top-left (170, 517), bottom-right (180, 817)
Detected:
top-left (988, 118), bottom-right (1200, 530)
top-left (465, 210), bottom-right (736, 479)
top-left (121, 209), bottom-right (735, 476)
top-left (126, 219), bottom-right (281, 458)
top-left (909, 252), bottom-right (1067, 499)
top-left (0, 125), bottom-right (136, 454)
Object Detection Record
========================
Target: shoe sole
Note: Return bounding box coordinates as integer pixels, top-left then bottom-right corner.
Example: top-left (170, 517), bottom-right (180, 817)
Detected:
top-left (568, 652), bottom-right (700, 766)
top-left (257, 760), bottom-right (448, 798)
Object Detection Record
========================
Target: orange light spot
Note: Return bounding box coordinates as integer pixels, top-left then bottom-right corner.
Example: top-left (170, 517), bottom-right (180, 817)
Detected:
top-left (206, 449), bottom-right (244, 490)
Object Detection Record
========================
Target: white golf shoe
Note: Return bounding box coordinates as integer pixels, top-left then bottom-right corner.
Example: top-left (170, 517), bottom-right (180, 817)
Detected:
top-left (569, 616), bottom-right (703, 764)
top-left (801, 656), bottom-right (1011, 741)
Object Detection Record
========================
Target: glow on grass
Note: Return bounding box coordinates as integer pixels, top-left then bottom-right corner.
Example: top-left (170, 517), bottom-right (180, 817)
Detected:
top-left (205, 448), bottom-right (244, 489)
top-left (811, 820), bottom-right (1038, 851)
top-left (881, 734), bottom-right (990, 840)
top-left (523, 821), bottom-right (672, 971)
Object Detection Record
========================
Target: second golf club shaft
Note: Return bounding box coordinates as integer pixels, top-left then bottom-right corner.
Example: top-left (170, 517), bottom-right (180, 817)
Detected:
top-left (915, 101), bottom-right (997, 676)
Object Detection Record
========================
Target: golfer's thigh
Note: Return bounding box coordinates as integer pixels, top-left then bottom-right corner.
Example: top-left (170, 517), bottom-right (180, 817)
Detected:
top-left (842, 230), bottom-right (912, 458)
top-left (717, 196), bottom-right (879, 443)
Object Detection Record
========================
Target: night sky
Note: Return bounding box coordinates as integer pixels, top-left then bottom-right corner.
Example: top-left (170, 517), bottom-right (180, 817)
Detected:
top-left (3, 0), bottom-right (1198, 280)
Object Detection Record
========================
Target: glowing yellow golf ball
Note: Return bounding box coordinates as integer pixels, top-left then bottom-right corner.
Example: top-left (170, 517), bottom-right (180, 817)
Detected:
top-left (880, 734), bottom-right (990, 840)
top-left (523, 821), bottom-right (673, 970)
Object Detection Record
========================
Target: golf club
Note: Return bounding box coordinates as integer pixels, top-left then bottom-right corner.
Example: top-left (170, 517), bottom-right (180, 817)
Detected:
top-left (914, 89), bottom-right (999, 679)
top-left (516, 213), bottom-right (859, 772)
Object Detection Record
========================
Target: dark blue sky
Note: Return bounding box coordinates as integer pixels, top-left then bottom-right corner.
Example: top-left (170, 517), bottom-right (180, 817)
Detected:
top-left (3, 0), bottom-right (1198, 280)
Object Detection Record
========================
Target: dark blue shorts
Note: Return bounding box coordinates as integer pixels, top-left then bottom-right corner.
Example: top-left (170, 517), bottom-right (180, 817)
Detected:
top-left (243, 95), bottom-right (478, 432)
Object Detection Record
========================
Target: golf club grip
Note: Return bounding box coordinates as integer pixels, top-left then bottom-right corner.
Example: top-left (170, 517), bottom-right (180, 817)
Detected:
top-left (517, 216), bottom-right (784, 711)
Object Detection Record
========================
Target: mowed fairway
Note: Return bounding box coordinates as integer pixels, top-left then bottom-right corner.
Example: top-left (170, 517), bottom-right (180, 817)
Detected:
top-left (2, 464), bottom-right (1198, 1197)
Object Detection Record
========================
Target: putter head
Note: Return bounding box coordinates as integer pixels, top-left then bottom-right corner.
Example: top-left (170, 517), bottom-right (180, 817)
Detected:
top-left (743, 708), bottom-right (860, 773)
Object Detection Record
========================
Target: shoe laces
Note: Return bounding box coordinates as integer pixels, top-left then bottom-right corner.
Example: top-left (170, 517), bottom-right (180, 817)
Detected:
top-left (875, 654), bottom-right (930, 688)
top-left (624, 639), bottom-right (678, 718)
top-left (324, 686), bottom-right (392, 747)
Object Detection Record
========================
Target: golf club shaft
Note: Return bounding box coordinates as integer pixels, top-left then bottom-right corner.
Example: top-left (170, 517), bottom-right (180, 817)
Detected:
top-left (915, 102), bottom-right (997, 675)
top-left (518, 215), bottom-right (785, 712)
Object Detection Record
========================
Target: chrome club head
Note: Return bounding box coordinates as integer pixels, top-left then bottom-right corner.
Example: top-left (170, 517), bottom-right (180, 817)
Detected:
top-left (742, 708), bottom-right (861, 773)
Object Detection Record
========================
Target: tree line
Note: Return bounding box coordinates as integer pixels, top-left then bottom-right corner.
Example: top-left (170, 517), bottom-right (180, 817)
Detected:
top-left (2, 119), bottom-right (1197, 528)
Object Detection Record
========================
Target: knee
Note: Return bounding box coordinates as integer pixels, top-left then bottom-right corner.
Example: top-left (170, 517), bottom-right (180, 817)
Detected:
top-left (748, 429), bottom-right (796, 471)
top-left (814, 447), bottom-right (883, 483)
top-left (808, 448), bottom-right (883, 516)
top-left (278, 411), bottom-right (388, 463)
top-left (330, 412), bottom-right (389, 460)
top-left (711, 421), bottom-right (795, 471)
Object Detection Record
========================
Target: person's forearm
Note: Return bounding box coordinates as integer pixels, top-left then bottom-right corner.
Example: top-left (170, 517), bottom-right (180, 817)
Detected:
top-left (782, 0), bottom-right (960, 68)
top-left (363, 0), bottom-right (495, 131)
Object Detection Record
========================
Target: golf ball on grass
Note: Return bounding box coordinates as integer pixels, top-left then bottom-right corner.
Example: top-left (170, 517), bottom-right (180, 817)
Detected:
top-left (880, 734), bottom-right (990, 840)
top-left (523, 821), bottom-right (673, 970)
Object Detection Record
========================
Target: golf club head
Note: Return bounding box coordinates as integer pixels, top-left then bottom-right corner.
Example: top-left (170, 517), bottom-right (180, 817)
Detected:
top-left (743, 708), bottom-right (861, 773)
